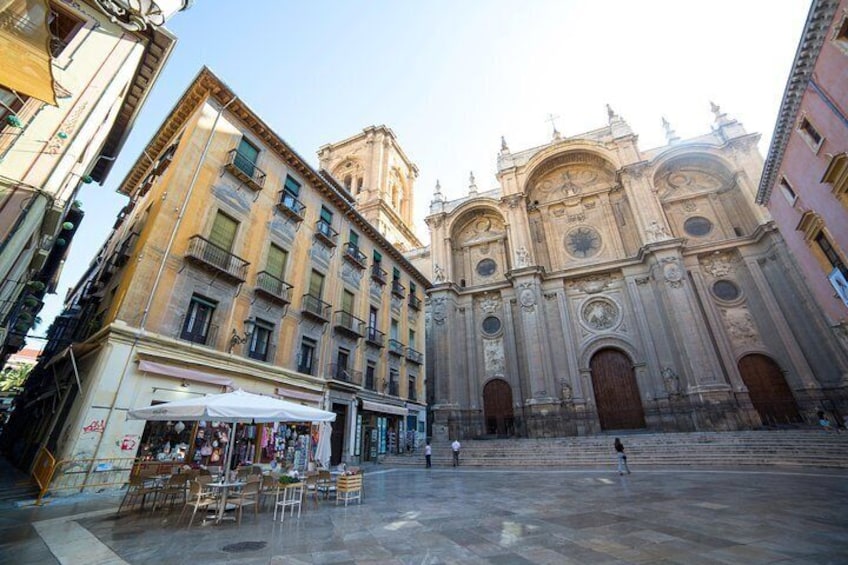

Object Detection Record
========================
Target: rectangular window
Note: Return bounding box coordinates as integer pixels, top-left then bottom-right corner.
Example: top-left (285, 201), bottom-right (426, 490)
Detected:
top-left (49, 6), bottom-right (84, 57)
top-left (283, 175), bottom-right (301, 198)
top-left (779, 177), bottom-right (797, 206)
top-left (235, 137), bottom-right (259, 176)
top-left (298, 337), bottom-right (317, 374)
top-left (816, 232), bottom-right (848, 276)
top-left (365, 362), bottom-right (376, 390)
top-left (209, 211), bottom-right (238, 251)
top-left (266, 244), bottom-right (288, 279)
top-left (318, 206), bottom-right (333, 237)
top-left (0, 88), bottom-right (28, 124)
top-left (390, 319), bottom-right (399, 341)
top-left (248, 319), bottom-right (273, 361)
top-left (373, 250), bottom-right (382, 264)
top-left (369, 306), bottom-right (378, 329)
top-left (181, 295), bottom-right (216, 344)
top-left (408, 328), bottom-right (416, 348)
top-left (392, 267), bottom-right (400, 281)
top-left (409, 281), bottom-right (416, 295)
top-left (349, 230), bottom-right (359, 247)
top-left (309, 270), bottom-right (325, 298)
top-left (337, 348), bottom-right (350, 372)
top-left (408, 375), bottom-right (417, 401)
top-left (388, 369), bottom-right (399, 396)
top-left (342, 290), bottom-right (354, 314)
top-left (799, 117), bottom-right (823, 152)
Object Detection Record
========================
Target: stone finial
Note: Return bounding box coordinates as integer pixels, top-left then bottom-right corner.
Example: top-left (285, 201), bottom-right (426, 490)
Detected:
top-left (606, 104), bottom-right (618, 122)
top-left (547, 113), bottom-right (561, 141)
top-left (662, 116), bottom-right (680, 145)
top-left (432, 179), bottom-right (444, 202)
top-left (468, 171), bottom-right (478, 195)
top-left (710, 100), bottom-right (732, 126)
top-left (500, 135), bottom-right (509, 153)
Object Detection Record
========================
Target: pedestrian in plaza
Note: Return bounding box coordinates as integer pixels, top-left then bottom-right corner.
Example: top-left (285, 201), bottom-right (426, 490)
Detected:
top-left (425, 443), bottom-right (432, 468)
top-left (451, 439), bottom-right (461, 467)
top-left (614, 437), bottom-right (631, 475)
top-left (818, 411), bottom-right (835, 433)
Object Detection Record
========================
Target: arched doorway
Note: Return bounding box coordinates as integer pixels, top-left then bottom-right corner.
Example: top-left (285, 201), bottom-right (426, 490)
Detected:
top-left (590, 348), bottom-right (646, 430)
top-left (738, 354), bottom-right (801, 425)
top-left (483, 379), bottom-right (515, 436)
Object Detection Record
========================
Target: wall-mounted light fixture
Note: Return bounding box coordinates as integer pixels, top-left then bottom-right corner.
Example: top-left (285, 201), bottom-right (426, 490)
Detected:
top-left (228, 318), bottom-right (255, 353)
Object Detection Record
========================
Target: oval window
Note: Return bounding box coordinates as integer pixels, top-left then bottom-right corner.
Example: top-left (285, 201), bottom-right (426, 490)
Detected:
top-left (712, 280), bottom-right (740, 301)
top-left (684, 216), bottom-right (713, 237)
top-left (482, 316), bottom-right (502, 335)
top-left (476, 259), bottom-right (497, 277)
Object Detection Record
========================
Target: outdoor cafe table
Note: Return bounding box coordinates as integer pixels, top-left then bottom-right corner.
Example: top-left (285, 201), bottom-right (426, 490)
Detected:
top-left (206, 480), bottom-right (245, 524)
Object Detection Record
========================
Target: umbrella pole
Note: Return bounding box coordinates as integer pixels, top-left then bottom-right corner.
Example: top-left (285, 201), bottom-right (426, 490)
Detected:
top-left (223, 422), bottom-right (236, 480)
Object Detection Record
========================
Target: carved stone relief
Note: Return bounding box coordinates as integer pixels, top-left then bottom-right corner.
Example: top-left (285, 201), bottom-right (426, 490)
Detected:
top-left (432, 296), bottom-right (447, 325)
top-left (457, 213), bottom-right (506, 245)
top-left (661, 257), bottom-right (684, 288)
top-left (478, 293), bottom-right (501, 314)
top-left (581, 298), bottom-right (620, 331)
top-left (721, 307), bottom-right (759, 346)
top-left (518, 282), bottom-right (536, 312)
top-left (700, 251), bottom-right (739, 278)
top-left (483, 338), bottom-right (506, 376)
top-left (340, 261), bottom-right (363, 287)
top-left (567, 273), bottom-right (615, 294)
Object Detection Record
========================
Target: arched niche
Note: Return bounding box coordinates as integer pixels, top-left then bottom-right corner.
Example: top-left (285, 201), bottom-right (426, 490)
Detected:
top-left (653, 153), bottom-right (757, 242)
top-left (449, 207), bottom-right (509, 287)
top-left (525, 150), bottom-right (618, 207)
top-left (332, 159), bottom-right (365, 194)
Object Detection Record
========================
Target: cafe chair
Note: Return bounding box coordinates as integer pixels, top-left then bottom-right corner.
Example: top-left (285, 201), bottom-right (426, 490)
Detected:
top-left (316, 470), bottom-right (335, 500)
top-left (302, 472), bottom-right (320, 508)
top-left (153, 474), bottom-right (188, 512)
top-left (227, 478), bottom-right (261, 525)
top-left (179, 480), bottom-right (217, 528)
top-left (118, 475), bottom-right (159, 514)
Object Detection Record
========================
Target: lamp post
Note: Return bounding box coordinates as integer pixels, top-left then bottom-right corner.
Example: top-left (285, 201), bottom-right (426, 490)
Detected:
top-left (227, 318), bottom-right (255, 353)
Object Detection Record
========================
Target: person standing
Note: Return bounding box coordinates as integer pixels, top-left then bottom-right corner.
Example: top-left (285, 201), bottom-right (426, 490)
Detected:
top-left (451, 439), bottom-right (461, 467)
top-left (614, 437), bottom-right (631, 475)
top-left (425, 443), bottom-right (432, 468)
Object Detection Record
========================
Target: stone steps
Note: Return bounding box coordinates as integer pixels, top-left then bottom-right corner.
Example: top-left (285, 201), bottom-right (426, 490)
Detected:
top-left (382, 430), bottom-right (848, 468)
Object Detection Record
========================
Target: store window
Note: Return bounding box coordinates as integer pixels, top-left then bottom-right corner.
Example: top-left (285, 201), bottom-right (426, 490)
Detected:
top-left (138, 410), bottom-right (193, 463)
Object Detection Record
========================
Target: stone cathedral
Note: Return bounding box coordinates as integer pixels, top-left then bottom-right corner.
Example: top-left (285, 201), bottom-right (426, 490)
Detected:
top-left (408, 106), bottom-right (848, 440)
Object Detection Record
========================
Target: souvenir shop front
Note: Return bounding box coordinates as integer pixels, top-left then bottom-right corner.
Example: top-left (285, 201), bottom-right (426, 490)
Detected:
top-left (356, 399), bottom-right (408, 462)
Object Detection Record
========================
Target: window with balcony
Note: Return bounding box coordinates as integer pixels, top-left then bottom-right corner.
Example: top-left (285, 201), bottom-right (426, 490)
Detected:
top-left (365, 362), bottom-right (376, 390)
top-left (315, 206), bottom-right (338, 247)
top-left (298, 337), bottom-right (317, 375)
top-left (181, 295), bottom-right (216, 344)
top-left (391, 267), bottom-right (405, 298)
top-left (256, 244), bottom-right (292, 303)
top-left (248, 319), bottom-right (273, 361)
top-left (210, 211), bottom-right (238, 252)
top-left (49, 6), bottom-right (84, 57)
top-left (388, 369), bottom-right (399, 396)
top-left (302, 270), bottom-right (331, 320)
top-left (371, 250), bottom-right (387, 284)
top-left (344, 230), bottom-right (367, 268)
top-left (310, 270), bottom-right (325, 299)
top-left (408, 281), bottom-right (421, 310)
top-left (277, 175), bottom-right (305, 219)
top-left (235, 138), bottom-right (259, 177)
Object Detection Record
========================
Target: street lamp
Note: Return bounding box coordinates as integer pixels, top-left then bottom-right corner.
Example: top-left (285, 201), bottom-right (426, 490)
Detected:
top-left (228, 318), bottom-right (255, 353)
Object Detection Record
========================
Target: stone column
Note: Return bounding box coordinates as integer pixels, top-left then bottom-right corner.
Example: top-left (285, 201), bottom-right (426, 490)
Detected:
top-left (509, 270), bottom-right (556, 402)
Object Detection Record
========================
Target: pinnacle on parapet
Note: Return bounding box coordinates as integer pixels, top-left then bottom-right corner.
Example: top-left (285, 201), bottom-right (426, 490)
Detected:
top-left (606, 103), bottom-right (618, 123)
top-left (433, 179), bottom-right (444, 202)
top-left (469, 171), bottom-right (478, 195)
top-left (710, 101), bottom-right (732, 126)
top-left (500, 135), bottom-right (509, 153)
top-left (662, 116), bottom-right (680, 145)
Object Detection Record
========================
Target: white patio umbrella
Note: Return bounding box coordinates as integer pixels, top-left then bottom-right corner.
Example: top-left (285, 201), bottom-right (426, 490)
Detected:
top-left (128, 389), bottom-right (336, 474)
top-left (314, 421), bottom-right (332, 469)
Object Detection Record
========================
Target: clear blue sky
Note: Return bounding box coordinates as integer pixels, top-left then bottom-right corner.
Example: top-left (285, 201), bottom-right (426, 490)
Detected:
top-left (34, 0), bottom-right (810, 343)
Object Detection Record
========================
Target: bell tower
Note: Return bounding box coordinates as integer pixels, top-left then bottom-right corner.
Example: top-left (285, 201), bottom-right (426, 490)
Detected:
top-left (318, 125), bottom-right (422, 251)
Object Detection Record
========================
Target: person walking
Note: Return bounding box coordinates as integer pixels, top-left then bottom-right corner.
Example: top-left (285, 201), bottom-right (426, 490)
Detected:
top-left (614, 437), bottom-right (631, 475)
top-left (424, 443), bottom-right (432, 468)
top-left (451, 439), bottom-right (461, 467)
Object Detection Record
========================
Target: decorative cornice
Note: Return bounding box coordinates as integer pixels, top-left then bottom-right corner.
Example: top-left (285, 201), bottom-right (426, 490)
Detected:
top-left (757, 0), bottom-right (839, 204)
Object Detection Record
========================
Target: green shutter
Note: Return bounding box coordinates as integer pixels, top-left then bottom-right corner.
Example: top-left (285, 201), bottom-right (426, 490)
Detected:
top-left (209, 212), bottom-right (238, 251)
top-left (320, 206), bottom-right (333, 224)
top-left (284, 175), bottom-right (301, 196)
top-left (267, 245), bottom-right (288, 278)
top-left (342, 290), bottom-right (354, 313)
top-left (373, 250), bottom-right (382, 263)
top-left (309, 271), bottom-right (325, 297)
top-left (237, 137), bottom-right (259, 162)
top-left (349, 230), bottom-right (359, 246)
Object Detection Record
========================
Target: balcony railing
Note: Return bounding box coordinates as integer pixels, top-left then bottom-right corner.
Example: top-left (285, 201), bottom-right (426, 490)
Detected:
top-left (333, 310), bottom-right (365, 337)
top-left (314, 219), bottom-right (338, 247)
top-left (255, 271), bottom-right (293, 305)
top-left (224, 148), bottom-right (266, 191)
top-left (185, 235), bottom-right (249, 282)
top-left (365, 326), bottom-right (385, 347)
top-left (327, 363), bottom-right (363, 387)
top-left (408, 294), bottom-right (421, 310)
top-left (343, 242), bottom-right (367, 269)
top-left (371, 264), bottom-right (387, 285)
top-left (301, 293), bottom-right (331, 321)
top-left (113, 231), bottom-right (139, 268)
top-left (276, 190), bottom-right (306, 221)
top-left (391, 280), bottom-right (406, 298)
top-left (406, 347), bottom-right (424, 365)
top-left (387, 381), bottom-right (399, 397)
top-left (388, 339), bottom-right (405, 356)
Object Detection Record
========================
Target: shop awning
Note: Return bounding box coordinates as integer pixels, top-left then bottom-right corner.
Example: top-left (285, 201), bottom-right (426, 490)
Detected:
top-left (138, 360), bottom-right (233, 387)
top-left (361, 400), bottom-right (407, 417)
top-left (275, 387), bottom-right (323, 405)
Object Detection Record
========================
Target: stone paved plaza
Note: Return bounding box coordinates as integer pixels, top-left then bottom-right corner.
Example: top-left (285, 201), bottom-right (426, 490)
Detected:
top-left (2, 465), bottom-right (848, 564)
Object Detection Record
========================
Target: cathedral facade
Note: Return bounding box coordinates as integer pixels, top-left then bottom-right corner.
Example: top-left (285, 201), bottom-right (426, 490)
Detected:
top-left (413, 108), bottom-right (848, 440)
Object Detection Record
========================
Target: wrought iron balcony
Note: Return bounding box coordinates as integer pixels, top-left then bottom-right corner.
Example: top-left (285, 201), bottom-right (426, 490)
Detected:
top-left (276, 190), bottom-right (306, 221)
top-left (388, 338), bottom-right (405, 356)
top-left (408, 293), bottom-right (421, 310)
top-left (185, 235), bottom-right (249, 282)
top-left (343, 242), bottom-right (367, 269)
top-left (301, 293), bottom-right (331, 321)
top-left (371, 264), bottom-right (387, 285)
top-left (113, 231), bottom-right (139, 268)
top-left (365, 326), bottom-right (385, 347)
top-left (333, 310), bottom-right (365, 337)
top-left (406, 347), bottom-right (424, 365)
top-left (314, 219), bottom-right (338, 247)
top-left (328, 363), bottom-right (363, 386)
top-left (255, 271), bottom-right (293, 305)
top-left (224, 148), bottom-right (266, 191)
top-left (391, 280), bottom-right (406, 298)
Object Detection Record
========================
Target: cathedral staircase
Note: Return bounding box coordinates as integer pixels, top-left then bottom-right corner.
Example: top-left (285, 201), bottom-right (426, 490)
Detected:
top-left (381, 430), bottom-right (848, 469)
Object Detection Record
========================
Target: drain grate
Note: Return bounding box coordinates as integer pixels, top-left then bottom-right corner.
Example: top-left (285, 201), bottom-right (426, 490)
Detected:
top-left (222, 541), bottom-right (267, 553)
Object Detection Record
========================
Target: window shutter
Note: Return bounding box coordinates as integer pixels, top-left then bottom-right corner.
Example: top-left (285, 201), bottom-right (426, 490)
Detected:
top-left (209, 212), bottom-right (238, 251)
top-left (267, 245), bottom-right (288, 278)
